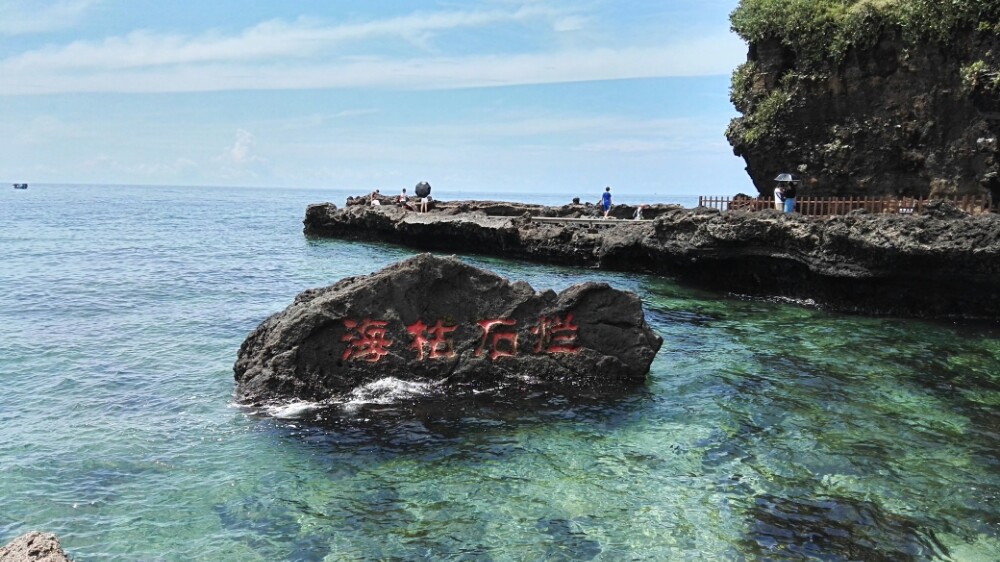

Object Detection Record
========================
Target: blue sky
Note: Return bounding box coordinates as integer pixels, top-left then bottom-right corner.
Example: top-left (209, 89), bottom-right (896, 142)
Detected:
top-left (0, 0), bottom-right (749, 198)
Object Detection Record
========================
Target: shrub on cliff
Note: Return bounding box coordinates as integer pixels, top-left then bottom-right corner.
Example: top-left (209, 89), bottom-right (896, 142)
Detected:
top-left (731, 0), bottom-right (1000, 69)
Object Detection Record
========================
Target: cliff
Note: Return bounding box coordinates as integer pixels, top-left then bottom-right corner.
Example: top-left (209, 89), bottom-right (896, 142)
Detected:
top-left (727, 0), bottom-right (1000, 202)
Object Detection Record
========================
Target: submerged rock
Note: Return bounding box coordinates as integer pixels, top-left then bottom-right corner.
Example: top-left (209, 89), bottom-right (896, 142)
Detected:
top-left (745, 494), bottom-right (944, 560)
top-left (233, 254), bottom-right (662, 406)
top-left (0, 532), bottom-right (72, 562)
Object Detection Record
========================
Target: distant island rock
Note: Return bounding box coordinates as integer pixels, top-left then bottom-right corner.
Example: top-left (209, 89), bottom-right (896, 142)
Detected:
top-left (0, 532), bottom-right (72, 562)
top-left (233, 254), bottom-right (662, 407)
top-left (302, 200), bottom-right (1000, 321)
top-left (727, 0), bottom-right (1000, 202)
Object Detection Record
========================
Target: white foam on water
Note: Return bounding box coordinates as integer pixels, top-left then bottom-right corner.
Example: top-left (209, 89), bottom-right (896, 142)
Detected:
top-left (266, 400), bottom-right (324, 419)
top-left (341, 377), bottom-right (440, 408)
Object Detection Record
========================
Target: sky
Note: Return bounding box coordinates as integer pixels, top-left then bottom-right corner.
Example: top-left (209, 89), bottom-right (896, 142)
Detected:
top-left (0, 0), bottom-right (751, 199)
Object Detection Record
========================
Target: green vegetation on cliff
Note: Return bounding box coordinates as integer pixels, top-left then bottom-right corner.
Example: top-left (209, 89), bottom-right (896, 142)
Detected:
top-left (961, 59), bottom-right (1000, 95)
top-left (731, 0), bottom-right (1000, 68)
top-left (728, 0), bottom-right (1000, 148)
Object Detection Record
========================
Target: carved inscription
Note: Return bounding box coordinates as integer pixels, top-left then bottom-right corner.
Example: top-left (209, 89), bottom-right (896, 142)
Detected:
top-left (474, 318), bottom-right (518, 361)
top-left (407, 320), bottom-right (457, 360)
top-left (340, 313), bottom-right (582, 363)
top-left (340, 319), bottom-right (392, 362)
top-left (530, 313), bottom-right (579, 354)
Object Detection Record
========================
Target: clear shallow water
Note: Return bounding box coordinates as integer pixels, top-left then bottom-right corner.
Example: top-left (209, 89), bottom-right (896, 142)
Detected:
top-left (1, 184), bottom-right (998, 561)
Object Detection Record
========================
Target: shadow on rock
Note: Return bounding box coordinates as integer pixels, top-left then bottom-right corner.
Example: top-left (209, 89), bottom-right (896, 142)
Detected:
top-left (246, 383), bottom-right (655, 460)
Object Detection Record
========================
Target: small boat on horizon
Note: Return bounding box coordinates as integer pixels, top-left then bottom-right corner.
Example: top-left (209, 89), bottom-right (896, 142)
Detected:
top-left (12, 183), bottom-right (27, 189)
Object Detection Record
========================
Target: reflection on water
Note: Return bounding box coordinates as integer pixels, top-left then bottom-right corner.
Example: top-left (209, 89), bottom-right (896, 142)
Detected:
top-left (1, 185), bottom-right (999, 560)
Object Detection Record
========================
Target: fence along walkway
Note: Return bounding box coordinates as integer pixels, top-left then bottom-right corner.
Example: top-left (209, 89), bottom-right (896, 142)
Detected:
top-left (698, 195), bottom-right (993, 216)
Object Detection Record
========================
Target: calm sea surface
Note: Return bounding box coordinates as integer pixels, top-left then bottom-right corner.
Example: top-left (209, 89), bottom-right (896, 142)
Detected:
top-left (1, 184), bottom-right (998, 561)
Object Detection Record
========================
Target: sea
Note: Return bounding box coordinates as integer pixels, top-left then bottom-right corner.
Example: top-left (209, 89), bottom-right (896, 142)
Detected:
top-left (1, 183), bottom-right (998, 561)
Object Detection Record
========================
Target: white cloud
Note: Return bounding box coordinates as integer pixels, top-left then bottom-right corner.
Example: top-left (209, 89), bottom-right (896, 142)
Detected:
top-left (2, 8), bottom-right (565, 71)
top-left (217, 129), bottom-right (264, 166)
top-left (211, 129), bottom-right (267, 182)
top-left (0, 35), bottom-right (744, 95)
top-left (0, 5), bottom-right (745, 95)
top-left (0, 0), bottom-right (97, 36)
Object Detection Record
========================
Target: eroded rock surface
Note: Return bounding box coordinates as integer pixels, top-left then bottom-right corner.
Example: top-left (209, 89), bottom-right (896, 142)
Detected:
top-left (0, 532), bottom-right (72, 562)
top-left (234, 254), bottom-right (662, 406)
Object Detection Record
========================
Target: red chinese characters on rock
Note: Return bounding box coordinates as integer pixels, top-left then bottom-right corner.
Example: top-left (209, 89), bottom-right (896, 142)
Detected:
top-left (339, 312), bottom-right (581, 363)
top-left (406, 320), bottom-right (457, 360)
top-left (341, 318), bottom-right (392, 363)
top-left (474, 318), bottom-right (518, 361)
top-left (530, 313), bottom-right (580, 354)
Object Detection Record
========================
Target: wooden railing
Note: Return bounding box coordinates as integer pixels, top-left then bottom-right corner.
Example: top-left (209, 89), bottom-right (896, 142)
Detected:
top-left (698, 195), bottom-right (993, 216)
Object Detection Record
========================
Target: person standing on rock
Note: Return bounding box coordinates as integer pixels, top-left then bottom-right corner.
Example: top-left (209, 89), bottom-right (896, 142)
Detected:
top-left (601, 186), bottom-right (613, 219)
top-left (773, 173), bottom-right (798, 213)
top-left (773, 183), bottom-right (785, 211)
top-left (782, 180), bottom-right (797, 213)
top-left (415, 181), bottom-right (432, 213)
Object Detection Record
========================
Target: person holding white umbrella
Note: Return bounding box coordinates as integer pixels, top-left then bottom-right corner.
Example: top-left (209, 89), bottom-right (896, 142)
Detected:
top-left (774, 173), bottom-right (799, 213)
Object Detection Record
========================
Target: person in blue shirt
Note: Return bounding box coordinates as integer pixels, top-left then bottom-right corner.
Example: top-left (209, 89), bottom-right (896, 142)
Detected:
top-left (601, 186), bottom-right (612, 219)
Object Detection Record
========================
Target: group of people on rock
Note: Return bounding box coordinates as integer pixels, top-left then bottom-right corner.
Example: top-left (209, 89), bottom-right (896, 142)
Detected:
top-left (369, 186), bottom-right (429, 212)
top-left (367, 177), bottom-right (801, 218)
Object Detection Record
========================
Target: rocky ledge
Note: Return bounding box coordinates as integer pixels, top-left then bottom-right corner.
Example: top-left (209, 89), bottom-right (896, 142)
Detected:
top-left (304, 200), bottom-right (1000, 321)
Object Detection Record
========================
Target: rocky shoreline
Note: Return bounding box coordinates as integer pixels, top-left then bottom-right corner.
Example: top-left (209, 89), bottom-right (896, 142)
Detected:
top-left (304, 199), bottom-right (1000, 322)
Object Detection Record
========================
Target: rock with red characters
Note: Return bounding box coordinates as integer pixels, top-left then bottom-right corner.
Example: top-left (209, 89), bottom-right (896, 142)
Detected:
top-left (233, 254), bottom-right (662, 407)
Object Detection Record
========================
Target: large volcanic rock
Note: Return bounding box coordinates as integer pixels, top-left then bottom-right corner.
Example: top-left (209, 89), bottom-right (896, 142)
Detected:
top-left (234, 254), bottom-right (662, 406)
top-left (0, 532), bottom-right (72, 562)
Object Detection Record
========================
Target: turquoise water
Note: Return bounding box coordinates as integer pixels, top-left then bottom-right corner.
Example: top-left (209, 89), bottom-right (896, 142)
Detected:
top-left (1, 184), bottom-right (999, 561)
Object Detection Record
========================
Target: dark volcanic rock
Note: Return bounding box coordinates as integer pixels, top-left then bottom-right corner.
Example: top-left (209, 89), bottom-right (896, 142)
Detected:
top-left (303, 202), bottom-right (1000, 321)
top-left (234, 254), bottom-right (662, 406)
top-left (0, 532), bottom-right (72, 562)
